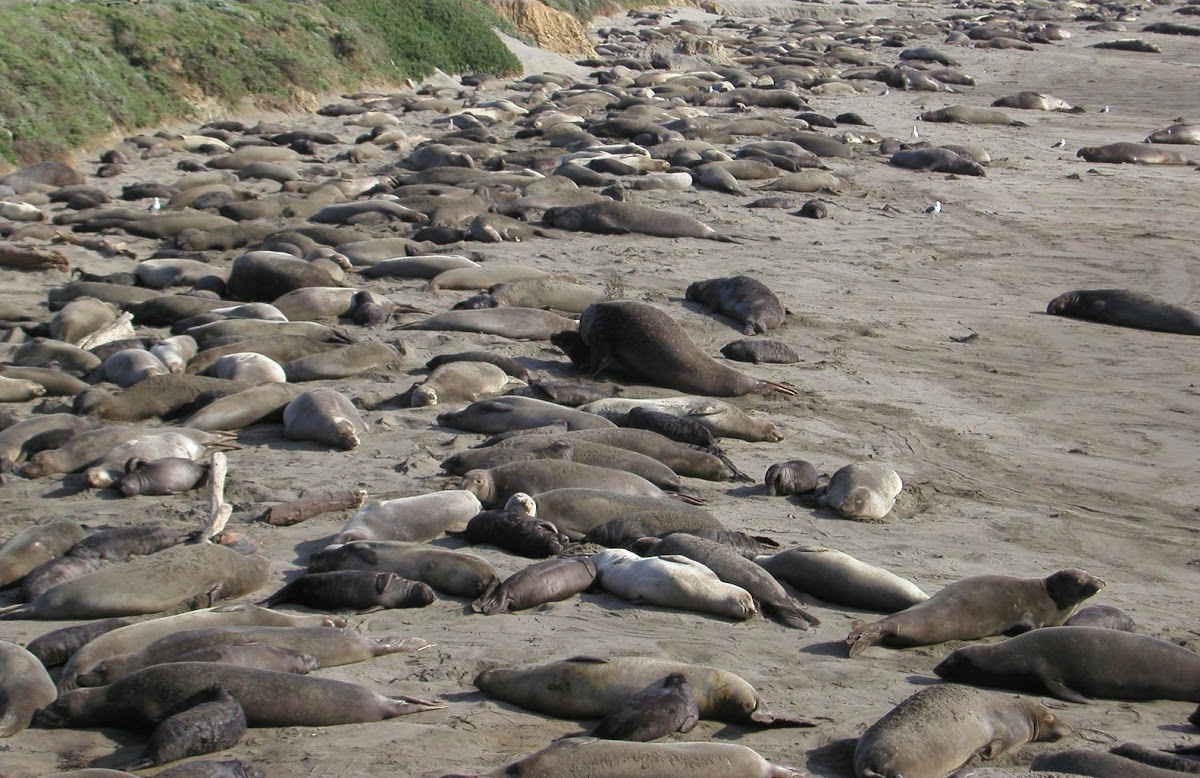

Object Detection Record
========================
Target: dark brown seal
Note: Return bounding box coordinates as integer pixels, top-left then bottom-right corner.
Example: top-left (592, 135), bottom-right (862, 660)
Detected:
top-left (1110, 743), bottom-right (1200, 774)
top-left (1077, 142), bottom-right (1197, 164)
top-left (934, 626), bottom-right (1200, 703)
top-left (720, 340), bottom-right (800, 365)
top-left (117, 457), bottom-right (210, 497)
top-left (577, 301), bottom-right (796, 396)
top-left (846, 568), bottom-right (1104, 656)
top-left (472, 556), bottom-right (596, 615)
top-left (685, 276), bottom-right (786, 335)
top-left (259, 571), bottom-right (435, 612)
top-left (592, 673), bottom-right (699, 741)
top-left (67, 524), bottom-right (188, 561)
top-left (1032, 750), bottom-right (1185, 777)
top-left (126, 685), bottom-right (247, 769)
top-left (619, 408), bottom-right (717, 447)
top-left (764, 460), bottom-right (819, 496)
top-left (25, 618), bottom-right (133, 668)
top-left (448, 507), bottom-right (568, 558)
top-left (1047, 289), bottom-right (1200, 335)
top-left (890, 148), bottom-right (986, 176)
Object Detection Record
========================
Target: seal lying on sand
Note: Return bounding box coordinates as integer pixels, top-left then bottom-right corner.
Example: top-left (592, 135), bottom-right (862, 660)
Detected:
top-left (1046, 289), bottom-right (1200, 335)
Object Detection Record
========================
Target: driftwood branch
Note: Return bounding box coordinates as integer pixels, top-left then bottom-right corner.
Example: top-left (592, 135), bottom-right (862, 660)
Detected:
top-left (260, 489), bottom-right (367, 527)
top-left (199, 452), bottom-right (231, 541)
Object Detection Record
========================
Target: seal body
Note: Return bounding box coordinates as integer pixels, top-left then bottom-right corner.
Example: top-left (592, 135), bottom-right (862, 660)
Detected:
top-left (1063, 604), bottom-right (1136, 631)
top-left (543, 201), bottom-right (735, 242)
top-left (854, 684), bottom-right (1071, 778)
top-left (1031, 750), bottom-right (1187, 777)
top-left (335, 490), bottom-right (482, 543)
top-left (1077, 142), bottom-right (1198, 164)
top-left (260, 571), bottom-right (434, 612)
top-left (0, 640), bottom-right (57, 736)
top-left (529, 488), bottom-right (721, 536)
top-left (308, 541), bottom-right (498, 597)
top-left (847, 569), bottom-right (1104, 656)
top-left (25, 618), bottom-right (133, 669)
top-left (591, 673), bottom-right (700, 741)
top-left (1046, 289), bottom-right (1200, 335)
top-left (756, 546), bottom-right (928, 612)
top-left (820, 462), bottom-right (903, 521)
top-left (411, 362), bottom-right (515, 406)
top-left (721, 339), bottom-right (800, 364)
top-left (0, 517), bottom-right (86, 587)
top-left (127, 686), bottom-right (247, 768)
top-left (592, 549), bottom-right (757, 620)
top-left (685, 276), bottom-right (786, 334)
top-left (438, 396), bottom-right (616, 433)
top-left (1145, 123), bottom-right (1200, 144)
top-left (451, 508), bottom-right (568, 557)
top-left (283, 388), bottom-right (366, 450)
top-left (764, 460), bottom-right (819, 496)
top-left (472, 556), bottom-right (597, 615)
top-left (460, 461), bottom-right (666, 507)
top-left (117, 457), bottom-right (209, 496)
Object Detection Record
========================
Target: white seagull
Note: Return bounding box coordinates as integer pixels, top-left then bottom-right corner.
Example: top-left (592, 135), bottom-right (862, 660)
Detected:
top-left (925, 201), bottom-right (942, 215)
top-left (879, 87), bottom-right (890, 96)
top-left (911, 125), bottom-right (920, 141)
top-left (1100, 105), bottom-right (1111, 113)
top-left (148, 197), bottom-right (162, 213)
top-left (1051, 138), bottom-right (1067, 148)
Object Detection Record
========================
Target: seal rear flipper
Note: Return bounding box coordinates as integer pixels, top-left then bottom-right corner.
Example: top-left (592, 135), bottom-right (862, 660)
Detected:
top-left (763, 600), bottom-right (821, 630)
top-left (747, 708), bottom-right (819, 728)
top-left (0, 604), bottom-right (32, 620)
top-left (472, 590), bottom-right (510, 615)
top-left (671, 491), bottom-right (707, 506)
top-left (757, 379), bottom-right (798, 397)
top-left (383, 695), bottom-right (445, 716)
top-left (1041, 677), bottom-right (1092, 704)
top-left (845, 621), bottom-right (886, 658)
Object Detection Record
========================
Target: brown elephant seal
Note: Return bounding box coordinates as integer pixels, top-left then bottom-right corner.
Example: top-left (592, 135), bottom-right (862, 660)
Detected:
top-left (14, 337), bottom-right (102, 373)
top-left (575, 302), bottom-right (795, 397)
top-left (475, 655), bottom-right (807, 726)
top-left (282, 340), bottom-right (402, 382)
top-left (426, 351), bottom-right (531, 382)
top-left (0, 544), bottom-right (270, 620)
top-left (461, 461), bottom-right (669, 508)
top-left (19, 426), bottom-right (146, 479)
top-left (1077, 142), bottom-right (1199, 164)
top-left (0, 640), bottom-right (57, 736)
top-left (0, 375), bottom-right (46, 402)
top-left (920, 106), bottom-right (1028, 126)
top-left (934, 626), bottom-right (1200, 703)
top-left (1031, 750), bottom-right (1185, 777)
top-left (225, 251), bottom-right (341, 302)
top-left (633, 534), bottom-right (819, 629)
top-left (182, 382), bottom-right (304, 431)
top-left (847, 568), bottom-right (1104, 656)
top-left (755, 546), bottom-right (928, 613)
top-left (308, 541), bottom-right (498, 598)
top-left (0, 517), bottom-right (86, 587)
top-left (22, 556), bottom-right (103, 601)
top-left (1046, 289), bottom-right (1200, 335)
top-left (117, 457), bottom-right (210, 496)
top-left (991, 91), bottom-right (1081, 112)
top-left (154, 758), bottom-right (263, 778)
top-left (412, 362), bottom-right (518, 406)
top-left (438, 396), bottom-right (616, 433)
top-left (447, 739), bottom-right (800, 778)
top-left (335, 491), bottom-right (481, 544)
top-left (473, 556), bottom-right (597, 615)
top-left (621, 407), bottom-right (717, 448)
top-left (74, 375), bottom-right (252, 422)
top-left (854, 684), bottom-right (1071, 778)
top-left (527, 488), bottom-right (721, 537)
top-left (543, 201), bottom-right (737, 242)
top-left (260, 571), bottom-right (434, 612)
top-left (442, 439), bottom-right (573, 475)
top-left (721, 339), bottom-right (800, 364)
top-left (1109, 743), bottom-right (1200, 774)
top-left (820, 462), bottom-right (903, 521)
top-left (282, 388), bottom-right (365, 450)
top-left (0, 414), bottom-right (93, 471)
top-left (591, 673), bottom-right (699, 741)
top-left (25, 618), bottom-right (133, 669)
top-left (685, 276), bottom-right (786, 335)
top-left (402, 308), bottom-right (578, 341)
top-left (592, 549), bottom-right (757, 621)
top-left (358, 253), bottom-right (479, 277)
top-left (164, 643), bottom-right (320, 675)
top-left (890, 148), bottom-right (987, 176)
top-left (1145, 123), bottom-right (1200, 144)
top-left (490, 427), bottom-right (737, 479)
top-left (0, 366), bottom-right (89, 397)
top-left (764, 460), bottom-right (819, 496)
top-left (50, 297), bottom-right (119, 344)
top-left (126, 685), bottom-right (246, 769)
top-left (1063, 604), bottom-right (1136, 631)
top-left (38, 662), bottom-right (442, 729)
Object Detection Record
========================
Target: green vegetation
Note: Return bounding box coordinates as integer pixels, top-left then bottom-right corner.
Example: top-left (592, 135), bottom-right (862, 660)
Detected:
top-left (0, 0), bottom-right (521, 164)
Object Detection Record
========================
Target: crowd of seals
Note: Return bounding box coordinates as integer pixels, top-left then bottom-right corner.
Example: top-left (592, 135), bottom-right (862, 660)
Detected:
top-left (0, 0), bottom-right (1197, 775)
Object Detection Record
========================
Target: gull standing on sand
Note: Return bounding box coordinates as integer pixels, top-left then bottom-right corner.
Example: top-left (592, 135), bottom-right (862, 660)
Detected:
top-left (911, 125), bottom-right (920, 141)
top-left (925, 201), bottom-right (942, 215)
top-left (1051, 138), bottom-right (1067, 148)
top-left (1100, 105), bottom-right (1111, 113)
top-left (879, 87), bottom-right (890, 96)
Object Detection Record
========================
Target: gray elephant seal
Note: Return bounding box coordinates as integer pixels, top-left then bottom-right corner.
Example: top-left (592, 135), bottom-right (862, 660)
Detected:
top-left (0, 517), bottom-right (86, 587)
top-left (184, 383), bottom-right (305, 431)
top-left (576, 301), bottom-right (796, 397)
top-left (1145, 123), bottom-right (1200, 144)
top-left (461, 461), bottom-right (668, 508)
top-left (820, 462), bottom-right (903, 521)
top-left (1109, 743), bottom-right (1200, 775)
top-left (447, 739), bottom-right (799, 778)
top-left (472, 556), bottom-right (597, 615)
top-left (22, 556), bottom-right (102, 601)
top-left (411, 362), bottom-right (516, 407)
top-left (755, 546), bottom-right (928, 613)
top-left (591, 673), bottom-right (699, 741)
top-left (38, 662), bottom-right (442, 728)
top-left (425, 351), bottom-right (531, 382)
top-left (1077, 142), bottom-right (1199, 164)
top-left (1031, 750), bottom-right (1185, 777)
top-left (934, 626), bottom-right (1200, 703)
top-left (438, 396), bottom-right (616, 433)
top-left (847, 568), bottom-right (1104, 656)
top-left (720, 339), bottom-right (800, 364)
top-left (543, 201), bottom-right (737, 242)
top-left (1064, 604), bottom-right (1136, 631)
top-left (1046, 289), bottom-right (1200, 335)
top-left (449, 504), bottom-right (568, 558)
top-left (992, 91), bottom-right (1081, 112)
top-left (126, 685), bottom-right (246, 769)
top-left (592, 549), bottom-right (756, 621)
top-left (490, 427), bottom-right (737, 479)
top-left (401, 308), bottom-right (578, 341)
top-left (260, 571), bottom-right (434, 612)
top-left (0, 640), bottom-right (57, 736)
top-left (117, 457), bottom-right (209, 496)
top-left (854, 685), bottom-right (1071, 778)
top-left (890, 148), bottom-right (986, 176)
top-left (25, 618), bottom-right (133, 669)
top-left (764, 460), bottom-right (819, 496)
top-left (526, 488), bottom-right (721, 536)
top-left (283, 388), bottom-right (366, 450)
top-left (282, 340), bottom-right (402, 382)
top-left (920, 106), bottom-right (1028, 125)
top-left (685, 276), bottom-right (786, 334)
top-left (309, 541), bottom-right (498, 598)
top-left (335, 490), bottom-right (482, 544)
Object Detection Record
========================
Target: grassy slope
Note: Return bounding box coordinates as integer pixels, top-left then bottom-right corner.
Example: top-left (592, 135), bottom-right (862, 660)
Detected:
top-left (0, 0), bottom-right (521, 164)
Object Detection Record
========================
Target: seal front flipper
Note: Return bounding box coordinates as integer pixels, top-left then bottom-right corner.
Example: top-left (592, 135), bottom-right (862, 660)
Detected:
top-left (1041, 677), bottom-right (1092, 704)
top-left (763, 600), bottom-right (821, 630)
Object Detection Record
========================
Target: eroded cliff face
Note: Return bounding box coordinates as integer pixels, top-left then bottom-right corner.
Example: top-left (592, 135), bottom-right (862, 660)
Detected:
top-left (488, 0), bottom-right (598, 58)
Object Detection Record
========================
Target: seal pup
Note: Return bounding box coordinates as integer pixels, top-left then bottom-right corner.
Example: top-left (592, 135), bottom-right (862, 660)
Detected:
top-left (720, 339), bottom-right (800, 364)
top-left (591, 674), bottom-right (699, 741)
top-left (308, 542), bottom-right (498, 598)
top-left (756, 546), bottom-right (928, 613)
top-left (820, 462), bottom-right (903, 521)
top-left (1046, 289), bottom-right (1200, 335)
top-left (764, 460), bottom-right (819, 496)
top-left (25, 618), bottom-right (133, 669)
top-left (1031, 750), bottom-right (1187, 777)
top-left (283, 388), bottom-right (366, 450)
top-left (854, 684), bottom-right (1072, 778)
top-left (450, 499), bottom-right (568, 558)
top-left (335, 490), bottom-right (482, 544)
top-left (847, 569), bottom-right (1104, 656)
top-left (934, 626), bottom-right (1200, 703)
top-left (0, 640), bottom-right (57, 736)
top-left (259, 571), bottom-right (435, 612)
top-left (124, 685), bottom-right (247, 769)
top-left (685, 276), bottom-right (786, 335)
top-left (472, 556), bottom-right (597, 615)
top-left (575, 301), bottom-right (796, 396)
top-left (592, 549), bottom-right (757, 621)
top-left (1063, 604), bottom-right (1136, 631)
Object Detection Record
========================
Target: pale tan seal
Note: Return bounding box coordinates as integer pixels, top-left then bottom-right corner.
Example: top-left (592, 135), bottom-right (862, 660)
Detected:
top-left (184, 383), bottom-right (305, 431)
top-left (755, 546), bottom-right (929, 612)
top-left (592, 549), bottom-right (756, 620)
top-left (335, 490), bottom-right (483, 543)
top-left (283, 388), bottom-right (366, 450)
top-left (820, 462), bottom-right (903, 521)
top-left (411, 362), bottom-right (520, 407)
top-left (0, 640), bottom-right (56, 736)
top-left (206, 352), bottom-right (287, 384)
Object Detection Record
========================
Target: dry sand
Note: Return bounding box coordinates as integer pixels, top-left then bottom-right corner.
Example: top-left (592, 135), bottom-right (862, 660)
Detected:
top-left (1, 0), bottom-right (1199, 775)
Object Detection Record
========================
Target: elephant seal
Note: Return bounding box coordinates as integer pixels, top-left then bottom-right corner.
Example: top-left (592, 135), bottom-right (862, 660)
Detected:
top-left (260, 571), bottom-right (434, 612)
top-left (335, 490), bottom-right (482, 544)
top-left (543, 201), bottom-right (736, 242)
top-left (150, 335), bottom-right (198, 374)
top-left (426, 351), bottom-right (531, 382)
top-left (934, 626), bottom-right (1200, 702)
top-left (184, 383), bottom-right (305, 431)
top-left (820, 462), bottom-right (903, 521)
top-left (447, 739), bottom-right (799, 778)
top-left (126, 685), bottom-right (246, 769)
top-left (621, 407), bottom-right (717, 448)
top-left (0, 640), bottom-right (56, 736)
top-left (526, 488), bottom-right (721, 536)
top-left (154, 758), bottom-right (263, 778)
top-left (14, 337), bottom-right (101, 373)
top-left (283, 388), bottom-right (366, 450)
top-left (438, 396), bottom-right (616, 433)
top-left (991, 91), bottom-right (1081, 111)
top-left (1109, 743), bottom-right (1200, 775)
top-left (720, 339), bottom-right (800, 364)
top-left (449, 503), bottom-right (568, 557)
top-left (575, 302), bottom-right (795, 397)
top-left (0, 517), bottom-right (86, 587)
top-left (1145, 123), bottom-right (1200, 144)
top-left (83, 432), bottom-right (210, 489)
top-left (0, 366), bottom-right (89, 396)
top-left (1064, 604), bottom-right (1136, 631)
top-left (1046, 289), bottom-right (1200, 335)
top-left (74, 375), bottom-right (252, 422)
top-left (412, 362), bottom-right (517, 406)
top-left (890, 148), bottom-right (986, 176)
top-left (472, 556), bottom-right (596, 615)
top-left (225, 252), bottom-right (341, 302)
top-left (20, 426), bottom-right (148, 478)
top-left (80, 627), bottom-right (426, 687)
top-left (474, 655), bottom-right (806, 725)
top-left (281, 340), bottom-right (402, 382)
top-left (592, 673), bottom-right (699, 741)
top-left (38, 662), bottom-right (442, 728)
top-left (22, 556), bottom-right (102, 601)
top-left (920, 106), bottom-right (1027, 125)
top-left (854, 684), bottom-right (1071, 778)
top-left (441, 438), bottom-right (574, 475)
top-left (847, 568), bottom-right (1103, 656)
top-left (51, 297), bottom-right (119, 344)
top-left (309, 542), bottom-right (498, 598)
top-left (0, 414), bottom-right (93, 471)
top-left (592, 549), bottom-right (757, 621)
top-left (461, 461), bottom-right (668, 508)
top-left (25, 618), bottom-right (133, 669)
top-left (755, 546), bottom-right (928, 612)
top-left (358, 253), bottom-right (478, 277)
top-left (0, 376), bottom-right (45, 402)
top-left (1076, 142), bottom-right (1199, 164)
top-left (0, 544), bottom-right (270, 620)
top-left (764, 460), bottom-right (819, 496)
top-left (207, 353), bottom-right (286, 384)
top-left (1031, 750), bottom-right (1186, 777)
top-left (402, 308), bottom-right (578, 341)
top-left (117, 457), bottom-right (210, 496)
top-left (685, 276), bottom-right (786, 335)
